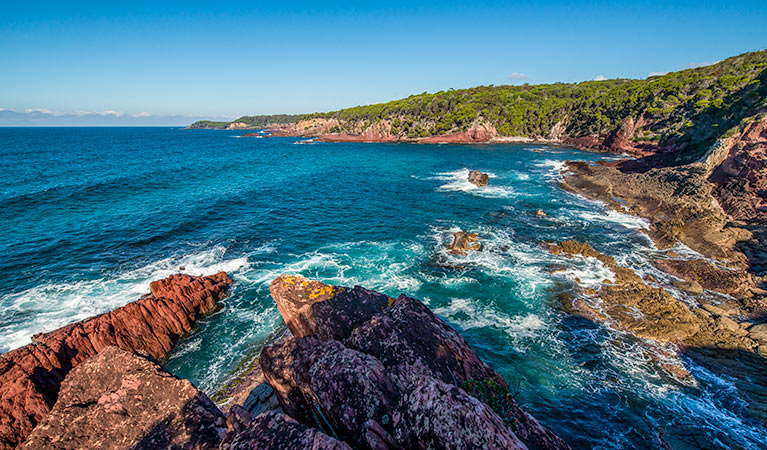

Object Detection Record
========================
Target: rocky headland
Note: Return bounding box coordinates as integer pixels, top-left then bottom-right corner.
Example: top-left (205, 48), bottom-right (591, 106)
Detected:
top-left (0, 272), bottom-right (232, 450)
top-left (0, 272), bottom-right (571, 449)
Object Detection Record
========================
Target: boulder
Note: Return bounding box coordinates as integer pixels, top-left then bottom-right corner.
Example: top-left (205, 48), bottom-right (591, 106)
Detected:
top-left (20, 347), bottom-right (226, 450)
top-left (269, 275), bottom-right (389, 339)
top-left (260, 337), bottom-right (399, 449)
top-left (448, 230), bottom-right (481, 255)
top-left (467, 170), bottom-right (489, 187)
top-left (748, 323), bottom-right (767, 341)
top-left (672, 279), bottom-right (704, 295)
top-left (0, 272), bottom-right (232, 450)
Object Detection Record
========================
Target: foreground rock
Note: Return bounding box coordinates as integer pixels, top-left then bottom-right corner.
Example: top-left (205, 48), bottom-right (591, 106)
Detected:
top-left (21, 347), bottom-right (227, 450)
top-left (260, 274), bottom-right (570, 450)
top-left (0, 272), bottom-right (232, 450)
top-left (221, 409), bottom-right (350, 450)
top-left (467, 170), bottom-right (489, 187)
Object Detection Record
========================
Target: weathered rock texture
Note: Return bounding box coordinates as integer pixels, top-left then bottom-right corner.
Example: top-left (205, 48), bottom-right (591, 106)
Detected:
top-left (221, 409), bottom-right (351, 450)
top-left (20, 346), bottom-right (227, 450)
top-left (448, 230), bottom-right (482, 255)
top-left (467, 170), bottom-right (489, 187)
top-left (547, 241), bottom-right (757, 351)
top-left (0, 272), bottom-right (232, 450)
top-left (260, 274), bottom-right (570, 450)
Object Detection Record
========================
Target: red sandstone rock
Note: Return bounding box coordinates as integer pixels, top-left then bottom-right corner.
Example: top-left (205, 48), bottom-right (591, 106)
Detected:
top-left (419, 122), bottom-right (497, 144)
top-left (710, 114), bottom-right (767, 225)
top-left (20, 347), bottom-right (226, 450)
top-left (0, 272), bottom-right (231, 450)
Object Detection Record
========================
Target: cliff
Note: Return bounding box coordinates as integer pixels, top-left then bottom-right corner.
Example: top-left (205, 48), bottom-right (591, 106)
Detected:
top-left (0, 272), bottom-right (232, 450)
top-left (257, 50), bottom-right (766, 156)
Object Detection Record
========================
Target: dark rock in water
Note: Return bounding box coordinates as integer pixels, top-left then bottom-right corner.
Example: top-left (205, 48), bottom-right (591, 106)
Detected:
top-left (261, 274), bottom-right (570, 450)
top-left (221, 410), bottom-right (351, 450)
top-left (20, 347), bottom-right (226, 450)
top-left (467, 170), bottom-right (489, 187)
top-left (448, 230), bottom-right (481, 255)
top-left (0, 272), bottom-right (232, 450)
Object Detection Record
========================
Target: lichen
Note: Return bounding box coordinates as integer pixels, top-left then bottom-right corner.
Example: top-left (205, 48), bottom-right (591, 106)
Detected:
top-left (462, 379), bottom-right (520, 432)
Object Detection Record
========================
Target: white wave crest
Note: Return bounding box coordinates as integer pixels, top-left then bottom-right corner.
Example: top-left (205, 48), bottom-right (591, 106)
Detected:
top-left (0, 245), bottom-right (251, 352)
top-left (433, 168), bottom-right (515, 198)
top-left (577, 209), bottom-right (651, 230)
top-left (434, 297), bottom-right (546, 340)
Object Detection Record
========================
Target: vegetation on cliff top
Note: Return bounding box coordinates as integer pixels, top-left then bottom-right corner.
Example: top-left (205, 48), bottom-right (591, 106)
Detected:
top-left (189, 114), bottom-right (301, 129)
top-left (308, 50), bottom-right (767, 159)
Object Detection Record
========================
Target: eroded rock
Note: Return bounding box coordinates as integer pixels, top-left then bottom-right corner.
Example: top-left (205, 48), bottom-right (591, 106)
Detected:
top-left (20, 347), bottom-right (226, 450)
top-left (0, 272), bottom-right (232, 450)
top-left (220, 410), bottom-right (351, 450)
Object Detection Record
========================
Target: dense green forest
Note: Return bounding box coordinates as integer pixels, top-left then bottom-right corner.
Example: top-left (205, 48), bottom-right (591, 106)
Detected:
top-left (307, 50), bottom-right (767, 157)
top-left (189, 114), bottom-right (301, 129)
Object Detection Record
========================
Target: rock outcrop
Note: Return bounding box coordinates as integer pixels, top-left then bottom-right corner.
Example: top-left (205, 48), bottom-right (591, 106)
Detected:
top-left (260, 274), bottom-right (570, 450)
top-left (20, 347), bottom-right (227, 450)
top-left (221, 409), bottom-right (350, 450)
top-left (467, 170), bottom-right (489, 187)
top-left (447, 230), bottom-right (481, 255)
top-left (0, 272), bottom-right (232, 450)
top-left (546, 241), bottom-right (758, 351)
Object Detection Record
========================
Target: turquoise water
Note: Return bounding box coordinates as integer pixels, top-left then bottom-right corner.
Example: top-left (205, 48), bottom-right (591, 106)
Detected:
top-left (1, 127), bottom-right (765, 449)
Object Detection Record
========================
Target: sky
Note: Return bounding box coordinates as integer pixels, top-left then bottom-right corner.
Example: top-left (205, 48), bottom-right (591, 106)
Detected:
top-left (1, 1), bottom-right (765, 125)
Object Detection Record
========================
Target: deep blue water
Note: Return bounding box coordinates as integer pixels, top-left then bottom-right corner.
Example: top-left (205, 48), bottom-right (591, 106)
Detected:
top-left (1, 127), bottom-right (765, 449)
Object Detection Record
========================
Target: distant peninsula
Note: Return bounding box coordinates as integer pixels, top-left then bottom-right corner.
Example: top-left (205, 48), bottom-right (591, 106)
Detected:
top-left (188, 114), bottom-right (302, 130)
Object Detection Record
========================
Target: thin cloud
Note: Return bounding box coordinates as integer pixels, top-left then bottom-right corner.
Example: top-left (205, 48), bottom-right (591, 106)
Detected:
top-left (593, 75), bottom-right (607, 81)
top-left (686, 61), bottom-right (717, 69)
top-left (508, 72), bottom-right (528, 80)
top-left (647, 71), bottom-right (668, 78)
top-left (0, 107), bottom-right (233, 126)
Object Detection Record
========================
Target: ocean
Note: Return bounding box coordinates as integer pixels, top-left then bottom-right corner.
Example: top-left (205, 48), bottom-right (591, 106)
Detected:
top-left (1, 127), bottom-right (764, 449)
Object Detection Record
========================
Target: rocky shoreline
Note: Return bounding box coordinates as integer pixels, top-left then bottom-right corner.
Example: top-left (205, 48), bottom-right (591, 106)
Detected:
top-left (0, 272), bottom-right (571, 449)
top-left (0, 272), bottom-right (232, 449)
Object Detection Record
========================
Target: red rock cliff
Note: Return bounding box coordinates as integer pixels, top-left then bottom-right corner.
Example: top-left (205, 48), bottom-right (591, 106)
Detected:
top-left (0, 272), bottom-right (232, 450)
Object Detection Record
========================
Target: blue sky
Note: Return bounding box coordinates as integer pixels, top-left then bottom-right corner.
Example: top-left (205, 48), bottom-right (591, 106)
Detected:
top-left (1, 1), bottom-right (765, 124)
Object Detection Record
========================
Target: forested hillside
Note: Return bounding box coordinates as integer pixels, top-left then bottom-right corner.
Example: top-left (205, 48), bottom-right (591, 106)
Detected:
top-left (306, 50), bottom-right (767, 159)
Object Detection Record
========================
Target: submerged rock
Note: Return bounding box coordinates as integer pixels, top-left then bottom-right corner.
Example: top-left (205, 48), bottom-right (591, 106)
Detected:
top-left (467, 170), bottom-right (489, 187)
top-left (261, 274), bottom-right (570, 450)
top-left (448, 230), bottom-right (481, 255)
top-left (20, 347), bottom-right (226, 450)
top-left (0, 272), bottom-right (232, 450)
